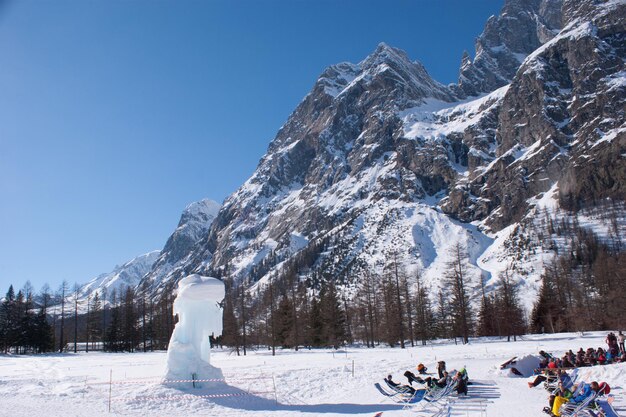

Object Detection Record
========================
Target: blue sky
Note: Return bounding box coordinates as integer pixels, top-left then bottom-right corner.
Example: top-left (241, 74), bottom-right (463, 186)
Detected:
top-left (0, 0), bottom-right (503, 293)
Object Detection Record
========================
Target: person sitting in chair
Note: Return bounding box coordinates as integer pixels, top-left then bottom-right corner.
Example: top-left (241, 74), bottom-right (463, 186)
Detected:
top-left (454, 371), bottom-right (468, 395)
top-left (417, 363), bottom-right (428, 374)
top-left (385, 374), bottom-right (416, 395)
top-left (423, 371), bottom-right (449, 389)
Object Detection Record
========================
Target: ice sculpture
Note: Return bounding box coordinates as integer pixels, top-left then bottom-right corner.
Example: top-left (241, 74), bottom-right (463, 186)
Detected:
top-left (164, 274), bottom-right (225, 384)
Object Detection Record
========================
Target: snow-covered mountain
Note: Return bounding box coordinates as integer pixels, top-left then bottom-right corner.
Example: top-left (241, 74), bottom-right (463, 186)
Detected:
top-left (137, 0), bottom-right (625, 308)
top-left (70, 199), bottom-right (220, 306)
top-left (138, 199), bottom-right (221, 295)
top-left (78, 250), bottom-right (160, 302)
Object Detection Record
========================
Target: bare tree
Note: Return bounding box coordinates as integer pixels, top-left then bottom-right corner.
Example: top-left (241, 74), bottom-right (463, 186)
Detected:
top-left (72, 283), bottom-right (80, 353)
top-left (443, 243), bottom-right (473, 344)
top-left (58, 280), bottom-right (68, 352)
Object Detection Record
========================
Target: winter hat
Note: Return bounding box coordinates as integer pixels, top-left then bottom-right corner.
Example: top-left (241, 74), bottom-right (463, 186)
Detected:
top-left (599, 382), bottom-right (611, 395)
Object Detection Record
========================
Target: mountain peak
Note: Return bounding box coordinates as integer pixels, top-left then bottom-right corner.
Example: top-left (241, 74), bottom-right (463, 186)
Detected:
top-left (181, 199), bottom-right (221, 222)
top-left (457, 0), bottom-right (563, 96)
top-left (360, 42), bottom-right (413, 69)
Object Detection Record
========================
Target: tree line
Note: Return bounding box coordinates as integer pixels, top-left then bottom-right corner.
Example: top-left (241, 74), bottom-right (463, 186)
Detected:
top-left (219, 242), bottom-right (527, 355)
top-left (0, 280), bottom-right (176, 354)
top-left (530, 218), bottom-right (625, 333)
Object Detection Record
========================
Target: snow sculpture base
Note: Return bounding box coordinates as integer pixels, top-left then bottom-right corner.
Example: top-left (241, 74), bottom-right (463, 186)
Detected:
top-left (164, 275), bottom-right (225, 387)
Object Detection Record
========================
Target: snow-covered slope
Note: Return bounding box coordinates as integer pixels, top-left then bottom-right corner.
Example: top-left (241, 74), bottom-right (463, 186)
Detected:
top-left (1, 332), bottom-right (625, 417)
top-left (78, 250), bottom-right (160, 303)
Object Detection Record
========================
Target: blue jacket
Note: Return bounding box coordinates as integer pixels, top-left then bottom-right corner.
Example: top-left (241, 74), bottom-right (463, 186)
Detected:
top-left (571, 383), bottom-right (592, 403)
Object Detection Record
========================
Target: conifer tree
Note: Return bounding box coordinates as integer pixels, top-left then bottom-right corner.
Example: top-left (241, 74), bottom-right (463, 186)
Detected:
top-left (221, 277), bottom-right (240, 354)
top-left (391, 254), bottom-right (406, 348)
top-left (58, 280), bottom-right (68, 352)
top-left (1, 285), bottom-right (16, 353)
top-left (436, 288), bottom-right (451, 340)
top-left (443, 243), bottom-right (473, 344)
top-left (308, 295), bottom-right (324, 347)
top-left (87, 291), bottom-right (102, 350)
top-left (477, 274), bottom-right (497, 337)
top-left (414, 269), bottom-right (434, 345)
top-left (276, 293), bottom-right (294, 348)
top-left (319, 281), bottom-right (346, 348)
top-left (240, 279), bottom-right (248, 355)
top-left (496, 269), bottom-right (526, 341)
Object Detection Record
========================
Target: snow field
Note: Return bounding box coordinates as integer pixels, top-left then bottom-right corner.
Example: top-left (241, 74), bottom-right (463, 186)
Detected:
top-left (0, 332), bottom-right (624, 417)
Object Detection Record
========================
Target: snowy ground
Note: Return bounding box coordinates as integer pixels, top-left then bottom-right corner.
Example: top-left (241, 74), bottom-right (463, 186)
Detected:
top-left (1, 332), bottom-right (624, 417)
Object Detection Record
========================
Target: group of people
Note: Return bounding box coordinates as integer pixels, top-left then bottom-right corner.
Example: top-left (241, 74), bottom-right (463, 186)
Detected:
top-left (385, 360), bottom-right (469, 396)
top-left (535, 332), bottom-right (626, 371)
top-left (543, 379), bottom-right (610, 416)
top-left (526, 332), bottom-right (622, 416)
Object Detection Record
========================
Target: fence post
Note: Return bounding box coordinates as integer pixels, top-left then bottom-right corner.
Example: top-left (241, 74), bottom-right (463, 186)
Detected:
top-left (352, 360), bottom-right (354, 378)
top-left (108, 369), bottom-right (112, 413)
top-left (272, 375), bottom-right (278, 405)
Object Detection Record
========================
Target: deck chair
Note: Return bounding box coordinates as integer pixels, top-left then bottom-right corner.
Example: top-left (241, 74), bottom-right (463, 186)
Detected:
top-left (545, 368), bottom-right (578, 393)
top-left (424, 378), bottom-right (458, 403)
top-left (558, 391), bottom-right (598, 417)
top-left (591, 396), bottom-right (619, 417)
top-left (375, 382), bottom-right (426, 404)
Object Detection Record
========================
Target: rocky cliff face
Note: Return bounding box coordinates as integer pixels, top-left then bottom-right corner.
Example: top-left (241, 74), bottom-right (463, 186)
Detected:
top-left (139, 199), bottom-right (220, 295)
top-left (441, 0), bottom-right (626, 230)
top-left (456, 0), bottom-right (563, 97)
top-left (71, 200), bottom-right (220, 306)
top-left (142, 0), bottom-right (625, 303)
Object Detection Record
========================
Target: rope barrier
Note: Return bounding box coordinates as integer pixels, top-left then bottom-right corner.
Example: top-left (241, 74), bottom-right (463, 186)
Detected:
top-left (110, 390), bottom-right (277, 403)
top-left (98, 372), bottom-right (280, 410)
top-left (91, 374), bottom-right (273, 385)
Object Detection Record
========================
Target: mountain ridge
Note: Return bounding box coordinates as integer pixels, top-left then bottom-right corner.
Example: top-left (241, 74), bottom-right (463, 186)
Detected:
top-left (75, 0), bottom-right (625, 311)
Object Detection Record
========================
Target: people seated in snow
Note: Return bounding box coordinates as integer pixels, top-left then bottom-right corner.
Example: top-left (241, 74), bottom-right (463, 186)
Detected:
top-left (405, 370), bottom-right (449, 389)
top-left (585, 348), bottom-right (597, 366)
top-left (437, 361), bottom-right (447, 378)
top-left (537, 369), bottom-right (571, 390)
top-left (417, 363), bottom-right (428, 374)
top-left (403, 362), bottom-right (429, 385)
top-left (424, 371), bottom-right (450, 389)
top-left (549, 381), bottom-right (609, 417)
top-left (538, 344), bottom-right (625, 370)
top-left (453, 370), bottom-right (468, 395)
top-left (538, 350), bottom-right (554, 368)
top-left (544, 380), bottom-right (573, 415)
top-left (557, 369), bottom-right (572, 388)
top-left (560, 351), bottom-right (575, 368)
top-left (385, 374), bottom-right (416, 395)
top-left (528, 367), bottom-right (559, 388)
top-left (404, 369), bottom-right (423, 386)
